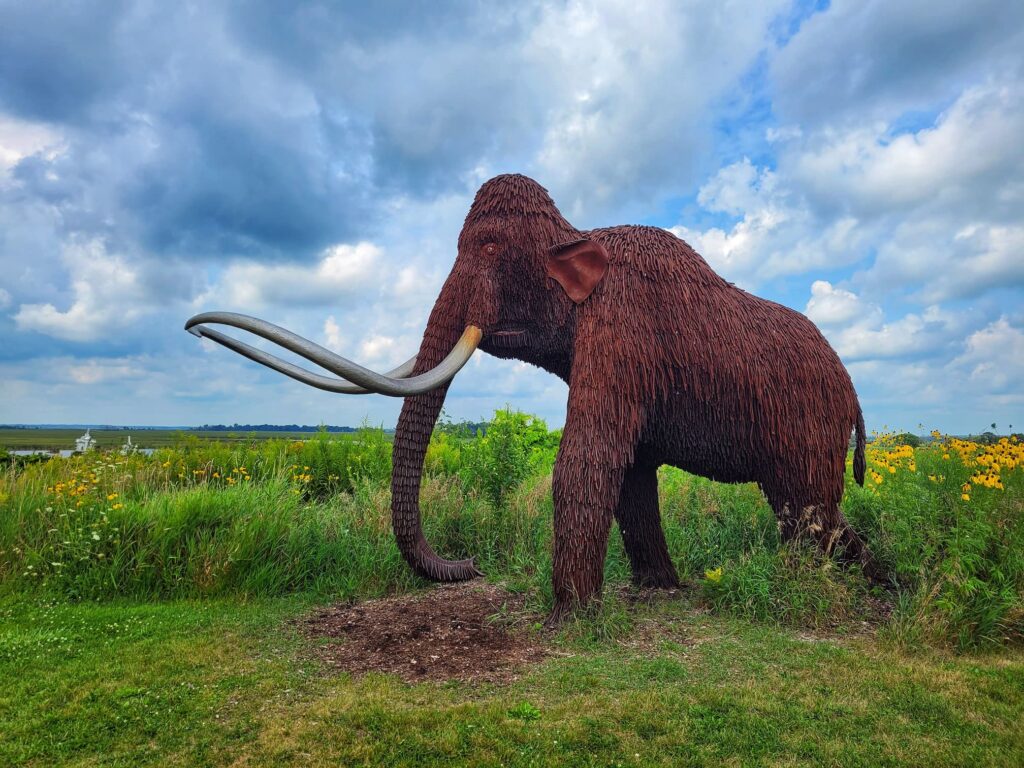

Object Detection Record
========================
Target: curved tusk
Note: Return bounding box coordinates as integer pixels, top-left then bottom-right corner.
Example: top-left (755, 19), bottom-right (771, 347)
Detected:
top-left (188, 324), bottom-right (416, 394)
top-left (184, 311), bottom-right (481, 397)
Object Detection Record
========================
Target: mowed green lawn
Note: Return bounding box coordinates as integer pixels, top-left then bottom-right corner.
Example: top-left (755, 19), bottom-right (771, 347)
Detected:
top-left (2, 592), bottom-right (1021, 767)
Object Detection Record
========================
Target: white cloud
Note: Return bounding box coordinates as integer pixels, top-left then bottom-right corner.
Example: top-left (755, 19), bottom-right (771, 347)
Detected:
top-left (804, 281), bottom-right (964, 363)
top-left (788, 83), bottom-right (1024, 221)
top-left (14, 240), bottom-right (152, 341)
top-left (771, 0), bottom-right (1024, 126)
top-left (870, 220), bottom-right (1024, 303)
top-left (67, 359), bottom-right (146, 385)
top-left (830, 307), bottom-right (948, 362)
top-left (674, 82), bottom-right (1024, 300)
top-left (359, 334), bottom-right (397, 364)
top-left (323, 315), bottom-right (343, 352)
top-left (951, 317), bottom-right (1024, 396)
top-left (0, 114), bottom-right (63, 173)
top-left (805, 280), bottom-right (877, 327)
top-left (218, 242), bottom-right (381, 307)
top-left (696, 158), bottom-right (770, 216)
top-left (0, 287), bottom-right (10, 309)
top-left (526, 0), bottom-right (788, 218)
top-left (670, 160), bottom-right (868, 286)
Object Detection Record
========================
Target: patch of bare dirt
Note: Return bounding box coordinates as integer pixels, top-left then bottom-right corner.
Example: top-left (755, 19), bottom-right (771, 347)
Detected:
top-left (298, 582), bottom-right (549, 683)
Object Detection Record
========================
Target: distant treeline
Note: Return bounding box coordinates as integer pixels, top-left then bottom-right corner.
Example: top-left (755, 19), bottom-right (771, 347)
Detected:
top-left (195, 424), bottom-right (362, 433)
top-left (1, 420), bottom-right (501, 436)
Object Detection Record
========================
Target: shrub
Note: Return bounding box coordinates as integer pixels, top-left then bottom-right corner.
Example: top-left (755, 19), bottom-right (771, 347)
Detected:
top-left (894, 432), bottom-right (922, 448)
top-left (459, 409), bottom-right (559, 507)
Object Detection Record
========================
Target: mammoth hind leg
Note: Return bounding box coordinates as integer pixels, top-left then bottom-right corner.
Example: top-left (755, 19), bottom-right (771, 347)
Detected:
top-left (764, 486), bottom-right (882, 583)
top-left (615, 463), bottom-right (679, 589)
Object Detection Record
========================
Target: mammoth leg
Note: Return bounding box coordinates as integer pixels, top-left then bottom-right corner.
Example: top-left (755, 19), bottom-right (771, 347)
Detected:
top-left (614, 463), bottom-right (679, 589)
top-left (764, 482), bottom-right (882, 583)
top-left (549, 451), bottom-right (621, 626)
top-left (548, 398), bottom-right (644, 625)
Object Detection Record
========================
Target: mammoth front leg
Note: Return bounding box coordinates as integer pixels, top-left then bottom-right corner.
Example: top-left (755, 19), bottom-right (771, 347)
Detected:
top-left (549, 453), bottom-right (621, 625)
top-left (615, 463), bottom-right (679, 589)
top-left (548, 404), bottom-right (643, 625)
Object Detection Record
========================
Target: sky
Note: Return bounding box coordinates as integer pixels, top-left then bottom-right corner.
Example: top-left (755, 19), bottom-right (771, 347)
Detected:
top-left (0, 0), bottom-right (1021, 434)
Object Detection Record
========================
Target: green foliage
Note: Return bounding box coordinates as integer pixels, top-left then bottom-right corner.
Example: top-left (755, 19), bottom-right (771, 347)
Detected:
top-left (1, 414), bottom-right (1022, 651)
top-left (653, 470), bottom-right (867, 629)
top-left (842, 444), bottom-right (1024, 649)
top-left (506, 701), bottom-right (542, 721)
top-left (459, 408), bottom-right (560, 507)
top-left (894, 432), bottom-right (922, 448)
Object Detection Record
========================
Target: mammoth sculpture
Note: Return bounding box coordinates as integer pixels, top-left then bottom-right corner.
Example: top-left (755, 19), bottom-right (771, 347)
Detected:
top-left (186, 174), bottom-right (878, 623)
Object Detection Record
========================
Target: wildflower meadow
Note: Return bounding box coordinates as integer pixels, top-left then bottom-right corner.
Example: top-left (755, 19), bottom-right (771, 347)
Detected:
top-left (1, 412), bottom-right (1022, 765)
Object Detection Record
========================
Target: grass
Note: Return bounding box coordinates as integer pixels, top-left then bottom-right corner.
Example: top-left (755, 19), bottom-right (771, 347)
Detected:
top-left (1, 417), bottom-right (1021, 649)
top-left (1, 413), bottom-right (1022, 764)
top-left (1, 593), bottom-right (1022, 766)
top-left (0, 428), bottom-right (370, 451)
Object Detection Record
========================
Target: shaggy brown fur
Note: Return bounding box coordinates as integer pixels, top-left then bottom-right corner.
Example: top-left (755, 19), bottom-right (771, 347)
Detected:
top-left (391, 174), bottom-right (877, 623)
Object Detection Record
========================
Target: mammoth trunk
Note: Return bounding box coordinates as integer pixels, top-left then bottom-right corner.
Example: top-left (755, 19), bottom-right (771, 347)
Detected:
top-left (391, 312), bottom-right (482, 582)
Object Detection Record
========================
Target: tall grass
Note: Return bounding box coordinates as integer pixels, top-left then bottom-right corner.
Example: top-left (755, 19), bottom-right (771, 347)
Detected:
top-left (1, 414), bottom-right (1021, 650)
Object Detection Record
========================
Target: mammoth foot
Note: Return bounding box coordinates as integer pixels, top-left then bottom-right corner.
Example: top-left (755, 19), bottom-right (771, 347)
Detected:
top-left (632, 566), bottom-right (680, 590)
top-left (777, 508), bottom-right (887, 585)
top-left (544, 601), bottom-right (574, 629)
top-left (544, 594), bottom-right (607, 629)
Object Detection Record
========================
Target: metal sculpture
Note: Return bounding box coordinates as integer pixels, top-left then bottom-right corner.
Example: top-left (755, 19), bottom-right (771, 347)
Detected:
top-left (186, 174), bottom-right (878, 623)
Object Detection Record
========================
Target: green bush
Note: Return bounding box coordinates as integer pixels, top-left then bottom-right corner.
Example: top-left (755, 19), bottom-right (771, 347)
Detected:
top-left (459, 409), bottom-right (559, 507)
top-left (894, 432), bottom-right (922, 448)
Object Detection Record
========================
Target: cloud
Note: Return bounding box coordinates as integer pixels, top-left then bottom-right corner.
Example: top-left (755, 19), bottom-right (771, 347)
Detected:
top-left (675, 78), bottom-right (1024, 305)
top-left (770, 0), bottom-right (1024, 126)
top-left (67, 359), bottom-right (147, 385)
top-left (670, 159), bottom-right (867, 286)
top-left (870, 220), bottom-right (1024, 303)
top-left (0, 3), bottom-right (375, 262)
top-left (13, 239), bottom-right (192, 342)
top-left (0, 1), bottom-right (130, 122)
top-left (805, 280), bottom-right (878, 327)
top-left (951, 317), bottom-right (1024, 397)
top-left (526, 0), bottom-right (787, 219)
top-left (804, 281), bottom-right (961, 363)
top-left (830, 305), bottom-right (958, 362)
top-left (216, 242), bottom-right (381, 307)
top-left (323, 315), bottom-right (343, 352)
top-left (0, 115), bottom-right (62, 174)
top-left (787, 83), bottom-right (1024, 222)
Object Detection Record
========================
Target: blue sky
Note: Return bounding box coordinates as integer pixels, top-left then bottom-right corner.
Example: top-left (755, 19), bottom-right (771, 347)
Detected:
top-left (1, 0), bottom-right (1021, 434)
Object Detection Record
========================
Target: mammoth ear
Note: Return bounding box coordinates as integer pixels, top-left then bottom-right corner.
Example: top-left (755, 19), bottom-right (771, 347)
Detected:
top-left (546, 238), bottom-right (610, 304)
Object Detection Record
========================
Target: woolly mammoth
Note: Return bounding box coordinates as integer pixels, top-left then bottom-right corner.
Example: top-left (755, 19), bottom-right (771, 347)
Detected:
top-left (186, 174), bottom-right (878, 623)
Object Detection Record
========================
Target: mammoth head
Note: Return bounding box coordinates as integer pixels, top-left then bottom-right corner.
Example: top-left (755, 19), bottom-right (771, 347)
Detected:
top-left (184, 173), bottom-right (610, 584)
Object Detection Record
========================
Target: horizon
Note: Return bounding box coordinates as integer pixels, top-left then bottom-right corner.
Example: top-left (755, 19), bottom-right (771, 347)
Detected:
top-left (1, 2), bottom-right (1021, 434)
top-left (4, 421), bottom-right (1019, 440)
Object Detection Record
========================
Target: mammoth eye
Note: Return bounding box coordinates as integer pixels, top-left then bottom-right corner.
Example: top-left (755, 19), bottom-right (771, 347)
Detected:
top-left (483, 242), bottom-right (498, 256)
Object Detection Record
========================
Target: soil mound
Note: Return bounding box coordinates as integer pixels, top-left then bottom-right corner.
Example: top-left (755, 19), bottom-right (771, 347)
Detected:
top-left (299, 582), bottom-right (548, 683)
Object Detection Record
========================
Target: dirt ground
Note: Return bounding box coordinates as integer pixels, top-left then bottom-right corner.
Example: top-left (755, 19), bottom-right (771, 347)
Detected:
top-left (298, 582), bottom-right (550, 683)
